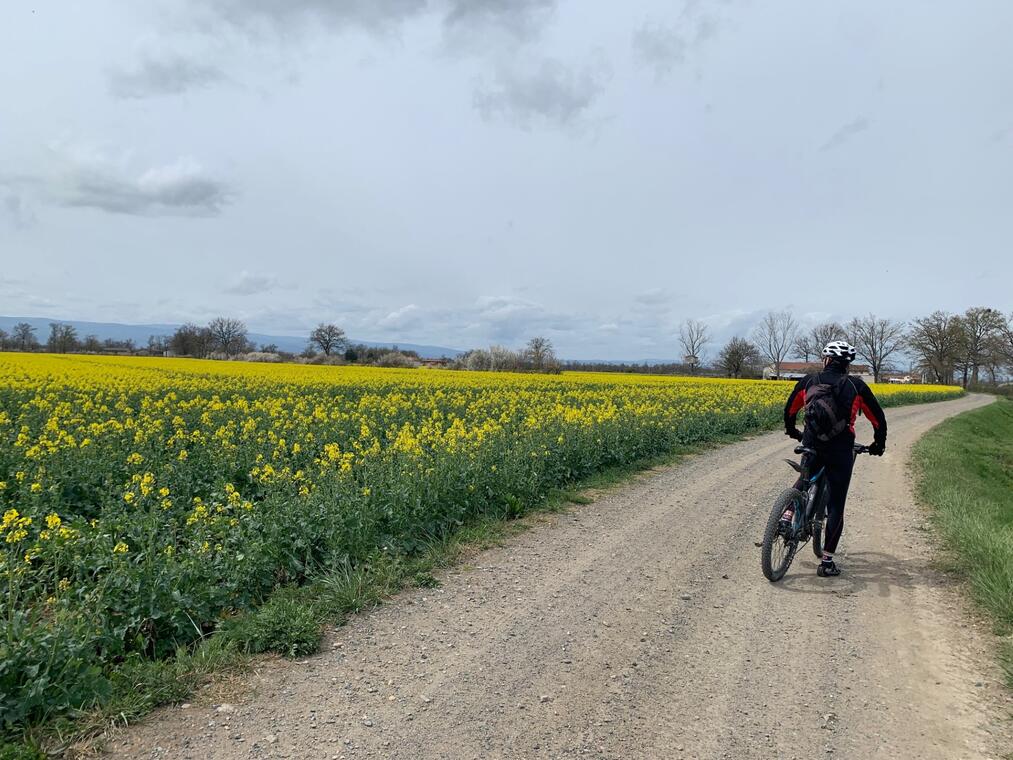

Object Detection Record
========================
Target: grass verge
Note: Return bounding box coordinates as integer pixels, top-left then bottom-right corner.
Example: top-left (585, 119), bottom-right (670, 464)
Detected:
top-left (911, 397), bottom-right (1013, 687)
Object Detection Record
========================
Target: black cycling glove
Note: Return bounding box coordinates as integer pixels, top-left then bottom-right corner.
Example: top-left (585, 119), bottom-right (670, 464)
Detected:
top-left (868, 440), bottom-right (886, 456)
top-left (785, 428), bottom-right (803, 441)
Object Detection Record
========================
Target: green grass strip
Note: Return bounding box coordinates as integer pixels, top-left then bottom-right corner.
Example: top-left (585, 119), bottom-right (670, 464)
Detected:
top-left (912, 397), bottom-right (1013, 687)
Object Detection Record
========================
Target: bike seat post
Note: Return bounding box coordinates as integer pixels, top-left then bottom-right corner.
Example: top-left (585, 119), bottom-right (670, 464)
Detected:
top-left (800, 452), bottom-right (815, 482)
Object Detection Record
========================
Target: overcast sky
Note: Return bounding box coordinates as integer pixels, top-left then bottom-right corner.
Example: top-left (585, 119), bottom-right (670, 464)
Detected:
top-left (1, 1), bottom-right (1011, 359)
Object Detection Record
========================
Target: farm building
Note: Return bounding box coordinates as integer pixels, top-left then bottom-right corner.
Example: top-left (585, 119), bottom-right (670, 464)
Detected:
top-left (763, 361), bottom-right (873, 383)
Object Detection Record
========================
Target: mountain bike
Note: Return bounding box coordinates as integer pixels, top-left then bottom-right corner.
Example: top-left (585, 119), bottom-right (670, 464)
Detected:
top-left (760, 443), bottom-right (870, 582)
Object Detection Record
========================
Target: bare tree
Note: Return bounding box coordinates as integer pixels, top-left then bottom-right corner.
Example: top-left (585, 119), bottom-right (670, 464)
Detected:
top-left (955, 306), bottom-right (1004, 387)
top-left (718, 336), bottom-right (761, 379)
top-left (795, 321), bottom-right (847, 363)
top-left (907, 311), bottom-right (963, 384)
top-left (792, 333), bottom-right (816, 363)
top-left (47, 322), bottom-right (79, 354)
top-left (170, 323), bottom-right (213, 357)
top-left (308, 323), bottom-right (348, 356)
top-left (811, 321), bottom-right (844, 348)
top-left (678, 319), bottom-right (710, 374)
top-left (752, 310), bottom-right (798, 379)
top-left (12, 322), bottom-right (37, 351)
top-left (148, 335), bottom-right (170, 356)
top-left (0, 328), bottom-right (7, 351)
top-left (525, 336), bottom-right (557, 372)
top-left (847, 314), bottom-right (906, 383)
top-left (82, 334), bottom-right (103, 353)
top-left (208, 317), bottom-right (249, 356)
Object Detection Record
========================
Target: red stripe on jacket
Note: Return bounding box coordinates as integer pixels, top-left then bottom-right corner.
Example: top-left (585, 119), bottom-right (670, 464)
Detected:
top-left (849, 395), bottom-right (881, 434)
top-left (788, 389), bottom-right (805, 417)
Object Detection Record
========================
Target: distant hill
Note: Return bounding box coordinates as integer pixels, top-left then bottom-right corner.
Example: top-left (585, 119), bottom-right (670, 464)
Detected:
top-left (0, 316), bottom-right (464, 360)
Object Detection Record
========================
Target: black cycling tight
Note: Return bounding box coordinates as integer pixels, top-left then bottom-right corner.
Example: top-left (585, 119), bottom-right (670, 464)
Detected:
top-left (795, 442), bottom-right (856, 555)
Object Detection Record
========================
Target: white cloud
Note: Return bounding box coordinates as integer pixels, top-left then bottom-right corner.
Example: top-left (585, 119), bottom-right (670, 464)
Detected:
top-left (378, 303), bottom-right (422, 329)
top-left (2, 146), bottom-right (234, 218)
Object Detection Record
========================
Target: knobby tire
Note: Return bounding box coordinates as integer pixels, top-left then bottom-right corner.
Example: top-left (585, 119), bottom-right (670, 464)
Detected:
top-left (761, 488), bottom-right (803, 582)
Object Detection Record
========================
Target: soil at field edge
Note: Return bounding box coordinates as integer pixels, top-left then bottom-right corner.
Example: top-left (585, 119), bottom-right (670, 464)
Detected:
top-left (102, 394), bottom-right (1012, 760)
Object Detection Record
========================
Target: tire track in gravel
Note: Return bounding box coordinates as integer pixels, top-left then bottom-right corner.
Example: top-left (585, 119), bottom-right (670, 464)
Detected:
top-left (104, 393), bottom-right (1011, 760)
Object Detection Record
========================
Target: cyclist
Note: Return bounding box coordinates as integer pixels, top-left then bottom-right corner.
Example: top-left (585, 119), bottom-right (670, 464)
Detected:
top-left (782, 340), bottom-right (887, 576)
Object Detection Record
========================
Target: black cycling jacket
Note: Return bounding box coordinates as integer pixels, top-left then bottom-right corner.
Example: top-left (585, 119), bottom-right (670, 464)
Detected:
top-left (783, 364), bottom-right (887, 445)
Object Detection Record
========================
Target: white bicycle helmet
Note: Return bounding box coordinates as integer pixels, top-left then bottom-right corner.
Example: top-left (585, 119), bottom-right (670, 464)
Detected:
top-left (822, 340), bottom-right (856, 363)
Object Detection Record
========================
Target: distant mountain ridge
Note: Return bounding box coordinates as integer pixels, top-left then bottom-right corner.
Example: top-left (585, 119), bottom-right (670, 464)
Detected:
top-left (0, 316), bottom-right (464, 360)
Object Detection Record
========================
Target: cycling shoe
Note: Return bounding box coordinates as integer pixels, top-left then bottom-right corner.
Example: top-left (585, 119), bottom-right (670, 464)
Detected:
top-left (817, 560), bottom-right (840, 577)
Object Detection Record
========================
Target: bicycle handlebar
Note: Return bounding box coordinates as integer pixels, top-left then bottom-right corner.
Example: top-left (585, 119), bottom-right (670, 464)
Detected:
top-left (794, 444), bottom-right (871, 456)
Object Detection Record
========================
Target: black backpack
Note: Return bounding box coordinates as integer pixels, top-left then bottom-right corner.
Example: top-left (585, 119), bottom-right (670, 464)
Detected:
top-left (804, 373), bottom-right (853, 442)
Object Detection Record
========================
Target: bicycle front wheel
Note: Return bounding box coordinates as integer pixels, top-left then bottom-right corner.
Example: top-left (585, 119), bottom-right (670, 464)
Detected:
top-left (761, 489), bottom-right (803, 582)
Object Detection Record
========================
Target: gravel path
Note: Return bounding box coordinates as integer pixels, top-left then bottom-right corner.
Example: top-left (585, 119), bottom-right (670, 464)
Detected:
top-left (104, 393), bottom-right (1011, 760)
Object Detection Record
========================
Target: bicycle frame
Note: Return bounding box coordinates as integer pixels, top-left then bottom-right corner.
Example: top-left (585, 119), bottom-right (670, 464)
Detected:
top-left (784, 444), bottom-right (868, 538)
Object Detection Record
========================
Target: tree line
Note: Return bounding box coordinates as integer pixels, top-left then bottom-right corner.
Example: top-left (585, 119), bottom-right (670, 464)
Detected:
top-left (1, 317), bottom-right (569, 374)
top-left (0, 322), bottom-right (140, 355)
top-left (0, 319), bottom-right (431, 368)
top-left (452, 337), bottom-right (560, 373)
top-left (670, 306), bottom-right (1012, 387)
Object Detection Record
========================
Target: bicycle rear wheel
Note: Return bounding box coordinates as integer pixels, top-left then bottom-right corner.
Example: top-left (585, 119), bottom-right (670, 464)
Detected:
top-left (761, 489), bottom-right (803, 582)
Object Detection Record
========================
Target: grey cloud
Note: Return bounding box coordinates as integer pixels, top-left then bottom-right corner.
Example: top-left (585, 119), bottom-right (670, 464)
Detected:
top-left (193, 0), bottom-right (428, 35)
top-left (192, 0), bottom-right (556, 43)
top-left (444, 0), bottom-right (556, 43)
top-left (62, 159), bottom-right (232, 216)
top-left (633, 3), bottom-right (728, 80)
top-left (820, 117), bottom-right (870, 152)
top-left (632, 23), bottom-right (687, 79)
top-left (474, 57), bottom-right (609, 128)
top-left (108, 55), bottom-right (225, 99)
top-left (225, 271), bottom-right (284, 296)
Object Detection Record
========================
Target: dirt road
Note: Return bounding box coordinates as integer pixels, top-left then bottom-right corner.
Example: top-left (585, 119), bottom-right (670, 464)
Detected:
top-left (105, 394), bottom-right (1011, 760)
